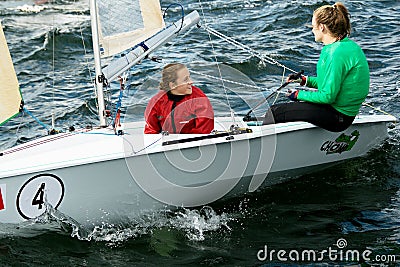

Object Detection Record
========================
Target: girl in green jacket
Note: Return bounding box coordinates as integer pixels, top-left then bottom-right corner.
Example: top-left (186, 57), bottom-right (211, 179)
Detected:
top-left (263, 2), bottom-right (369, 132)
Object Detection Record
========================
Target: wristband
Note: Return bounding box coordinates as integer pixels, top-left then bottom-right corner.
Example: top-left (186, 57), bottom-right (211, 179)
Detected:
top-left (288, 90), bottom-right (299, 101)
top-left (300, 76), bottom-right (307, 86)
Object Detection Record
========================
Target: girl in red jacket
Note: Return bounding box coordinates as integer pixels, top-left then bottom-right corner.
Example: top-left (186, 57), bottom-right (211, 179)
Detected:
top-left (144, 63), bottom-right (214, 134)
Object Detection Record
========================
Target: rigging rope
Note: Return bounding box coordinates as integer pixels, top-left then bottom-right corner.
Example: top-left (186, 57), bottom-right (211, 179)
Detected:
top-left (22, 107), bottom-right (51, 131)
top-left (202, 25), bottom-right (297, 74)
top-left (112, 74), bottom-right (128, 135)
top-left (51, 17), bottom-right (55, 107)
top-left (362, 102), bottom-right (397, 119)
top-left (198, 0), bottom-right (236, 125)
top-left (78, 22), bottom-right (96, 109)
top-left (200, 23), bottom-right (292, 100)
top-left (189, 69), bottom-right (265, 91)
top-left (123, 135), bottom-right (163, 155)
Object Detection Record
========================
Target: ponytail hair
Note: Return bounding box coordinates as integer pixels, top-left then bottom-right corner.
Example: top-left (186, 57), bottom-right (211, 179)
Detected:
top-left (314, 2), bottom-right (351, 40)
top-left (159, 63), bottom-right (187, 91)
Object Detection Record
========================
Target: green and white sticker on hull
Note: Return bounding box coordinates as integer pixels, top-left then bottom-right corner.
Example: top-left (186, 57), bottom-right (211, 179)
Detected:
top-left (321, 130), bottom-right (360, 155)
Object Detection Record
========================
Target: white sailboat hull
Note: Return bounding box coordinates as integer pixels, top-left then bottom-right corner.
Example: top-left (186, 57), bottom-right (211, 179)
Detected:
top-left (0, 115), bottom-right (395, 226)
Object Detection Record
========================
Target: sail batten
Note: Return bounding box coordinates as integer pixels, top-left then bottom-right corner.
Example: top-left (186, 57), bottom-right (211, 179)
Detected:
top-left (0, 22), bottom-right (22, 126)
top-left (97, 0), bottom-right (165, 58)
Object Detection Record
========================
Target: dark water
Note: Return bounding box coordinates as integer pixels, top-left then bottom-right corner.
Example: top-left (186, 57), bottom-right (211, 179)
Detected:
top-left (1, 0), bottom-right (399, 266)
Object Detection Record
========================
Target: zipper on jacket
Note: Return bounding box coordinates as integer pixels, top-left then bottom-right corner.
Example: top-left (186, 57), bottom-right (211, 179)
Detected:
top-left (171, 101), bottom-right (177, 133)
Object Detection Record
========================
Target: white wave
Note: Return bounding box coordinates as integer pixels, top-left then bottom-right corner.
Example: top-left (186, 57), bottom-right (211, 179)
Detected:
top-left (15, 4), bottom-right (47, 13)
top-left (169, 206), bottom-right (232, 241)
top-left (1, 202), bottom-right (232, 246)
top-left (83, 207), bottom-right (232, 244)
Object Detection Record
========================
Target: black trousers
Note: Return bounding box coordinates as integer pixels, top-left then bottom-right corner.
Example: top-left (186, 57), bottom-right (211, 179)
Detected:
top-left (263, 102), bottom-right (355, 132)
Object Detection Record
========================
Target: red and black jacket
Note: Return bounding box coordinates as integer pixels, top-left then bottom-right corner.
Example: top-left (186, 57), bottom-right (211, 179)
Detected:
top-left (144, 86), bottom-right (214, 134)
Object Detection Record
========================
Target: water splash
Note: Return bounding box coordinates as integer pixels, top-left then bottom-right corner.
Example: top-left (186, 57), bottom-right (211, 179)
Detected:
top-left (169, 206), bottom-right (232, 241)
top-left (85, 207), bottom-right (232, 244)
top-left (12, 202), bottom-right (232, 246)
top-left (16, 200), bottom-right (90, 240)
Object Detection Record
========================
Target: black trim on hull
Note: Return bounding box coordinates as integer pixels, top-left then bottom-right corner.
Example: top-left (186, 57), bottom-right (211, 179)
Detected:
top-left (162, 128), bottom-right (253, 146)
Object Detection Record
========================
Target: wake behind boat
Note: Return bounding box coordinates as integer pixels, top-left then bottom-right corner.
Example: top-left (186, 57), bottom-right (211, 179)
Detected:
top-left (0, 0), bottom-right (396, 227)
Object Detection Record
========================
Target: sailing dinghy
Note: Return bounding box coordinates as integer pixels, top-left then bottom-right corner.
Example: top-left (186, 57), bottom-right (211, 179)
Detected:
top-left (0, 1), bottom-right (396, 227)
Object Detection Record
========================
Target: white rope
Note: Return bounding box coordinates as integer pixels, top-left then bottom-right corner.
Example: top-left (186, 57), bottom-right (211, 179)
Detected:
top-left (74, 0), bottom-right (98, 113)
top-left (79, 27), bottom-right (98, 111)
top-left (123, 135), bottom-right (163, 155)
top-left (362, 102), bottom-right (397, 118)
top-left (189, 69), bottom-right (265, 91)
top-left (195, 4), bottom-right (306, 116)
top-left (198, 0), bottom-right (236, 124)
top-left (51, 17), bottom-right (55, 105)
top-left (202, 25), bottom-right (297, 73)
top-left (79, 27), bottom-right (94, 86)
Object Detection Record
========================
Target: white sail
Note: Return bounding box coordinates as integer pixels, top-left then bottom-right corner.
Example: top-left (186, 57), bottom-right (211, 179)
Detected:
top-left (97, 0), bottom-right (165, 58)
top-left (0, 22), bottom-right (22, 126)
top-left (102, 11), bottom-right (201, 82)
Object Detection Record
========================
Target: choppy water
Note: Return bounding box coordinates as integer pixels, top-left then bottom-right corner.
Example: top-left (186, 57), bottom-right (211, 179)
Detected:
top-left (0, 0), bottom-right (399, 266)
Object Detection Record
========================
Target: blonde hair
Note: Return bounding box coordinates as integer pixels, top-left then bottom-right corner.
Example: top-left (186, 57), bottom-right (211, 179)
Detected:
top-left (159, 63), bottom-right (187, 91)
top-left (314, 2), bottom-right (351, 40)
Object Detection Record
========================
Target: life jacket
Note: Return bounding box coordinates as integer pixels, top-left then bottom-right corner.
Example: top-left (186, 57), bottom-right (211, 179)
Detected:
top-left (144, 86), bottom-right (214, 134)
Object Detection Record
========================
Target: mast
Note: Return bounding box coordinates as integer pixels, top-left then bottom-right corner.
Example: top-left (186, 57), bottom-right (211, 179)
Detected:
top-left (89, 0), bottom-right (107, 127)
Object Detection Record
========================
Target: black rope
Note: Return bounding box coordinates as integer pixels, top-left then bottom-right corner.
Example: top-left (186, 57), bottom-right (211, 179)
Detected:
top-left (243, 70), bottom-right (304, 121)
top-left (163, 3), bottom-right (185, 33)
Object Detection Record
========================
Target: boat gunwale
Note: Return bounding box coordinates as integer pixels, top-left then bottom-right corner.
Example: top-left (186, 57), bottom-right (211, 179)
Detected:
top-left (0, 114), bottom-right (395, 179)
